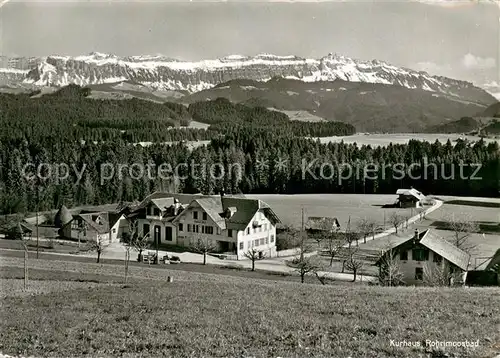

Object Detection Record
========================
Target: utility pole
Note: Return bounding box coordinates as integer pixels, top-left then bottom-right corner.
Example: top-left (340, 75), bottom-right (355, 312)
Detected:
top-left (155, 229), bottom-right (159, 264)
top-left (36, 185), bottom-right (39, 259)
top-left (300, 207), bottom-right (305, 261)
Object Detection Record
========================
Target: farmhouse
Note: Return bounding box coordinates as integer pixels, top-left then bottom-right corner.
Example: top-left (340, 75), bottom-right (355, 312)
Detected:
top-left (376, 229), bottom-right (470, 286)
top-left (131, 192), bottom-right (281, 259)
top-left (305, 216), bottom-right (340, 233)
top-left (396, 188), bottom-right (426, 208)
top-left (57, 206), bottom-right (128, 245)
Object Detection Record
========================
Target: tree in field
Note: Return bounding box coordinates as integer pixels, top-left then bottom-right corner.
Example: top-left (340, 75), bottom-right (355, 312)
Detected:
top-left (244, 248), bottom-right (265, 271)
top-left (389, 213), bottom-right (404, 234)
top-left (125, 222), bottom-right (151, 262)
top-left (377, 248), bottom-right (404, 286)
top-left (190, 234), bottom-right (216, 265)
top-left (87, 236), bottom-right (106, 263)
top-left (322, 231), bottom-right (344, 266)
top-left (290, 222), bottom-right (325, 284)
top-left (443, 214), bottom-right (479, 256)
top-left (121, 220), bottom-right (144, 283)
top-left (291, 255), bottom-right (322, 284)
top-left (312, 231), bottom-right (325, 248)
top-left (344, 246), bottom-right (364, 282)
top-left (357, 218), bottom-right (378, 244)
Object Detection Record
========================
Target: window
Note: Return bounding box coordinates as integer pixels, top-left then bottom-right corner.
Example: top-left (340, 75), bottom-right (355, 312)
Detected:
top-left (112, 228), bottom-right (116, 233)
top-left (433, 253), bottom-right (442, 264)
top-left (412, 248), bottom-right (429, 261)
top-left (179, 223), bottom-right (184, 232)
top-left (260, 238), bottom-right (264, 246)
top-left (201, 226), bottom-right (205, 234)
top-left (187, 224), bottom-right (191, 232)
top-left (270, 235), bottom-right (275, 243)
top-left (143, 224), bottom-right (150, 236)
top-left (246, 228), bottom-right (250, 235)
top-left (239, 242), bottom-right (244, 250)
top-left (400, 251), bottom-right (408, 261)
top-left (265, 237), bottom-right (268, 245)
top-left (415, 267), bottom-right (423, 280)
top-left (153, 208), bottom-right (160, 216)
top-left (195, 225), bottom-right (199, 233)
top-left (228, 229), bottom-right (233, 238)
top-left (203, 212), bottom-right (207, 221)
top-left (205, 226), bottom-right (214, 235)
top-left (193, 211), bottom-right (198, 220)
top-left (217, 227), bottom-right (221, 235)
top-left (254, 239), bottom-right (259, 247)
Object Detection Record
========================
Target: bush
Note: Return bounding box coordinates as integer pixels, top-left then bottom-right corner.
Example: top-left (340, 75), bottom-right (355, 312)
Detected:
top-left (276, 229), bottom-right (300, 251)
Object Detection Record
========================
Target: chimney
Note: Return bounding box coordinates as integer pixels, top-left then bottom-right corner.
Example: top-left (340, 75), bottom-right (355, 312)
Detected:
top-left (413, 229), bottom-right (419, 243)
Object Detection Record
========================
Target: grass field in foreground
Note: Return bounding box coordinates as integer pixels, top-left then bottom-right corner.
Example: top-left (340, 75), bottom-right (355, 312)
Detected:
top-left (0, 258), bottom-right (499, 358)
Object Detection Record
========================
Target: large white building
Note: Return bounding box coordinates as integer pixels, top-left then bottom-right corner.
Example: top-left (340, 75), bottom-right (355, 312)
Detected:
top-left (131, 192), bottom-right (280, 259)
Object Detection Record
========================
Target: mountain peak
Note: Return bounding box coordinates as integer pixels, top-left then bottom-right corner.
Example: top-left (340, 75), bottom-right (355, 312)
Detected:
top-left (0, 52), bottom-right (495, 105)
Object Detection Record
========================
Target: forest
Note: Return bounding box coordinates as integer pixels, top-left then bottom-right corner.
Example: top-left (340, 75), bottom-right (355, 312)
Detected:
top-left (0, 85), bottom-right (498, 214)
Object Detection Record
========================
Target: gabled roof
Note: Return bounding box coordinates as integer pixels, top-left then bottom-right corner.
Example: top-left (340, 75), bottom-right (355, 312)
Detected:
top-left (419, 230), bottom-right (470, 271)
top-left (194, 197), bottom-right (227, 230)
top-left (222, 197), bottom-right (280, 230)
top-left (135, 192), bottom-right (209, 212)
top-left (305, 217), bottom-right (340, 231)
top-left (151, 198), bottom-right (175, 211)
top-left (172, 195), bottom-right (281, 231)
top-left (396, 188), bottom-right (426, 201)
top-left (378, 229), bottom-right (470, 271)
top-left (78, 212), bottom-right (110, 235)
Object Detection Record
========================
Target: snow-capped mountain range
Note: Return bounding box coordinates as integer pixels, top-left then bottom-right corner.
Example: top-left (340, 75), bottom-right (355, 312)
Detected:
top-left (0, 52), bottom-right (495, 104)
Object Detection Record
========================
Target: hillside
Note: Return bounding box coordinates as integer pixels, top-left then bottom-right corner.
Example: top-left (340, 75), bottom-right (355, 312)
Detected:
top-left (480, 102), bottom-right (500, 118)
top-left (180, 78), bottom-right (491, 133)
top-left (483, 120), bottom-right (500, 135)
top-left (0, 256), bottom-right (499, 358)
top-left (425, 117), bottom-right (481, 134)
top-left (0, 85), bottom-right (200, 143)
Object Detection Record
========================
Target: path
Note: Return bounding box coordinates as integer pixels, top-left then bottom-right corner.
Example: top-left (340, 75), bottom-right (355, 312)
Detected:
top-left (342, 198), bottom-right (443, 248)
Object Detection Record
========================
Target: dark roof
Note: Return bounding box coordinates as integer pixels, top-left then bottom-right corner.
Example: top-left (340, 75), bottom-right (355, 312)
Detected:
top-left (54, 205), bottom-right (73, 228)
top-left (377, 229), bottom-right (470, 271)
top-left (305, 217), bottom-right (340, 231)
top-left (486, 248), bottom-right (500, 272)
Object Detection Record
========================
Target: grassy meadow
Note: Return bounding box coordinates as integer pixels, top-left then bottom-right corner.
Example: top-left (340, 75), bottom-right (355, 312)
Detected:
top-left (246, 193), bottom-right (422, 229)
top-left (0, 255), bottom-right (499, 358)
top-left (314, 133), bottom-right (500, 147)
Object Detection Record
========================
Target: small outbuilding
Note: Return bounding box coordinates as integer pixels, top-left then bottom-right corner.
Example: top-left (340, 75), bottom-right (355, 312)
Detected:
top-left (305, 216), bottom-right (341, 233)
top-left (396, 188), bottom-right (426, 208)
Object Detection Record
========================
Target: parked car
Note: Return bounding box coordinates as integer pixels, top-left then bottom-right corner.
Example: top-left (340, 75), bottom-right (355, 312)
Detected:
top-left (169, 256), bottom-right (181, 264)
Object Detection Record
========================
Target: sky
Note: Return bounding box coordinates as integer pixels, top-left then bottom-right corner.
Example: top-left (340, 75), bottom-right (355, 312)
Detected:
top-left (0, 0), bottom-right (498, 87)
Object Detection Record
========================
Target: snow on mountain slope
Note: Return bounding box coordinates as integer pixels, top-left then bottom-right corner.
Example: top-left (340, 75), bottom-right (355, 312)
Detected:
top-left (0, 52), bottom-right (495, 105)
